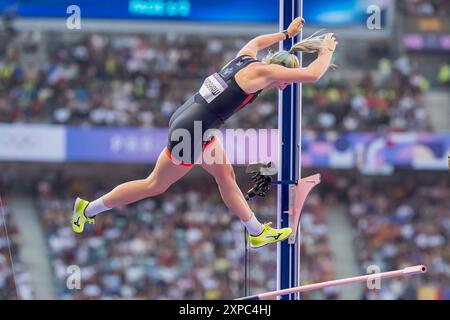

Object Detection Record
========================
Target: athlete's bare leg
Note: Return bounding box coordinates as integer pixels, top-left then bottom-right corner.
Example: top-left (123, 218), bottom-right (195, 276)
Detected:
top-left (200, 139), bottom-right (253, 221)
top-left (102, 149), bottom-right (192, 208)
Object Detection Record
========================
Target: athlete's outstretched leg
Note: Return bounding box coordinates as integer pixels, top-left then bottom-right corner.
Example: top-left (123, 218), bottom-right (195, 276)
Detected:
top-left (200, 139), bottom-right (291, 248)
top-left (72, 148), bottom-right (192, 233)
top-left (102, 149), bottom-right (192, 208)
top-left (201, 141), bottom-right (252, 220)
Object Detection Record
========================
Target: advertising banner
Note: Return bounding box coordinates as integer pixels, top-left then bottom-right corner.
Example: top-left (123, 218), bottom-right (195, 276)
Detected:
top-left (0, 124), bottom-right (65, 162)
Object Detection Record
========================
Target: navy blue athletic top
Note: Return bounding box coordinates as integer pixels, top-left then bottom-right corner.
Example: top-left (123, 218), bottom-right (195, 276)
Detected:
top-left (166, 54), bottom-right (264, 164)
top-left (195, 54), bottom-right (263, 123)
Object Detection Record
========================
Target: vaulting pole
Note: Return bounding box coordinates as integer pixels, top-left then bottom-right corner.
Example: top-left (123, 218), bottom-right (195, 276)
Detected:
top-left (237, 265), bottom-right (427, 300)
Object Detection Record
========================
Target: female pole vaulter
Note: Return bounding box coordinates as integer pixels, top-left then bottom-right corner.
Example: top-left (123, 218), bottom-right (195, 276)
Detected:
top-left (72, 17), bottom-right (337, 248)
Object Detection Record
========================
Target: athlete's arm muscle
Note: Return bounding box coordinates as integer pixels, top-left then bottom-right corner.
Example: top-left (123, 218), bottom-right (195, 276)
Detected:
top-left (260, 50), bottom-right (334, 83)
top-left (236, 32), bottom-right (286, 59)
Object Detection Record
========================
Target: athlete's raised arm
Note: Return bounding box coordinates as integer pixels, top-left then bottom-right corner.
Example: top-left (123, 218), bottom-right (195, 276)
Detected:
top-left (237, 17), bottom-right (305, 58)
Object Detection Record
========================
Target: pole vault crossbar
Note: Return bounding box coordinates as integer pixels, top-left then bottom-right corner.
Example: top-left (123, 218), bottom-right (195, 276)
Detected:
top-left (236, 265), bottom-right (427, 300)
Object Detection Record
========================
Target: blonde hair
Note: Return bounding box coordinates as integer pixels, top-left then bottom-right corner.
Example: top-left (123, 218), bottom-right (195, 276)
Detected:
top-left (262, 30), bottom-right (334, 69)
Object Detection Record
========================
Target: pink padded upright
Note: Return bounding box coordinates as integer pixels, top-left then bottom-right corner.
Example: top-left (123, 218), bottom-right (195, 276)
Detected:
top-left (287, 173), bottom-right (321, 244)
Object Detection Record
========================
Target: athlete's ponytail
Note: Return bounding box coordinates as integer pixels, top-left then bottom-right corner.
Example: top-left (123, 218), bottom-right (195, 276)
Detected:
top-left (262, 30), bottom-right (336, 69)
top-left (288, 30), bottom-right (330, 55)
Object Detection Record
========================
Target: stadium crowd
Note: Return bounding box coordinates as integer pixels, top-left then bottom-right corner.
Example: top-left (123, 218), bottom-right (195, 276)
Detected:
top-left (0, 31), bottom-right (432, 132)
top-left (321, 170), bottom-right (450, 300)
top-left (1, 2), bottom-right (447, 301)
top-left (2, 166), bottom-right (448, 300)
top-left (0, 197), bottom-right (34, 300)
top-left (12, 169), bottom-right (449, 300)
top-left (34, 170), bottom-right (334, 299)
top-left (399, 0), bottom-right (450, 16)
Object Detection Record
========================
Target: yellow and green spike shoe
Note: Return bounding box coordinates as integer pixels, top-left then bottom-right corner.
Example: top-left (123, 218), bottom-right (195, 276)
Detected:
top-left (72, 197), bottom-right (95, 234)
top-left (248, 222), bottom-right (292, 249)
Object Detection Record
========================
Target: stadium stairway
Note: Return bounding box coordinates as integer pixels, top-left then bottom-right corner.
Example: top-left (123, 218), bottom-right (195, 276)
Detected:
top-left (325, 204), bottom-right (363, 299)
top-left (426, 90), bottom-right (450, 132)
top-left (9, 196), bottom-right (56, 299)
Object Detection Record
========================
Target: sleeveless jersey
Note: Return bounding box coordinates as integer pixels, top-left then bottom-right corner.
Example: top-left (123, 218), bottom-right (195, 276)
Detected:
top-left (195, 55), bottom-right (263, 123)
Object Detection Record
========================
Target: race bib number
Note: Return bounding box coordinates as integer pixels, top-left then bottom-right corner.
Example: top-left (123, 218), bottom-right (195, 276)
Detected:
top-left (198, 73), bottom-right (228, 103)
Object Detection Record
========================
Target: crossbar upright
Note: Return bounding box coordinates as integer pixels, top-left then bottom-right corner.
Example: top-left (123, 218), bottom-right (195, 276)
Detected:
top-left (277, 0), bottom-right (303, 300)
